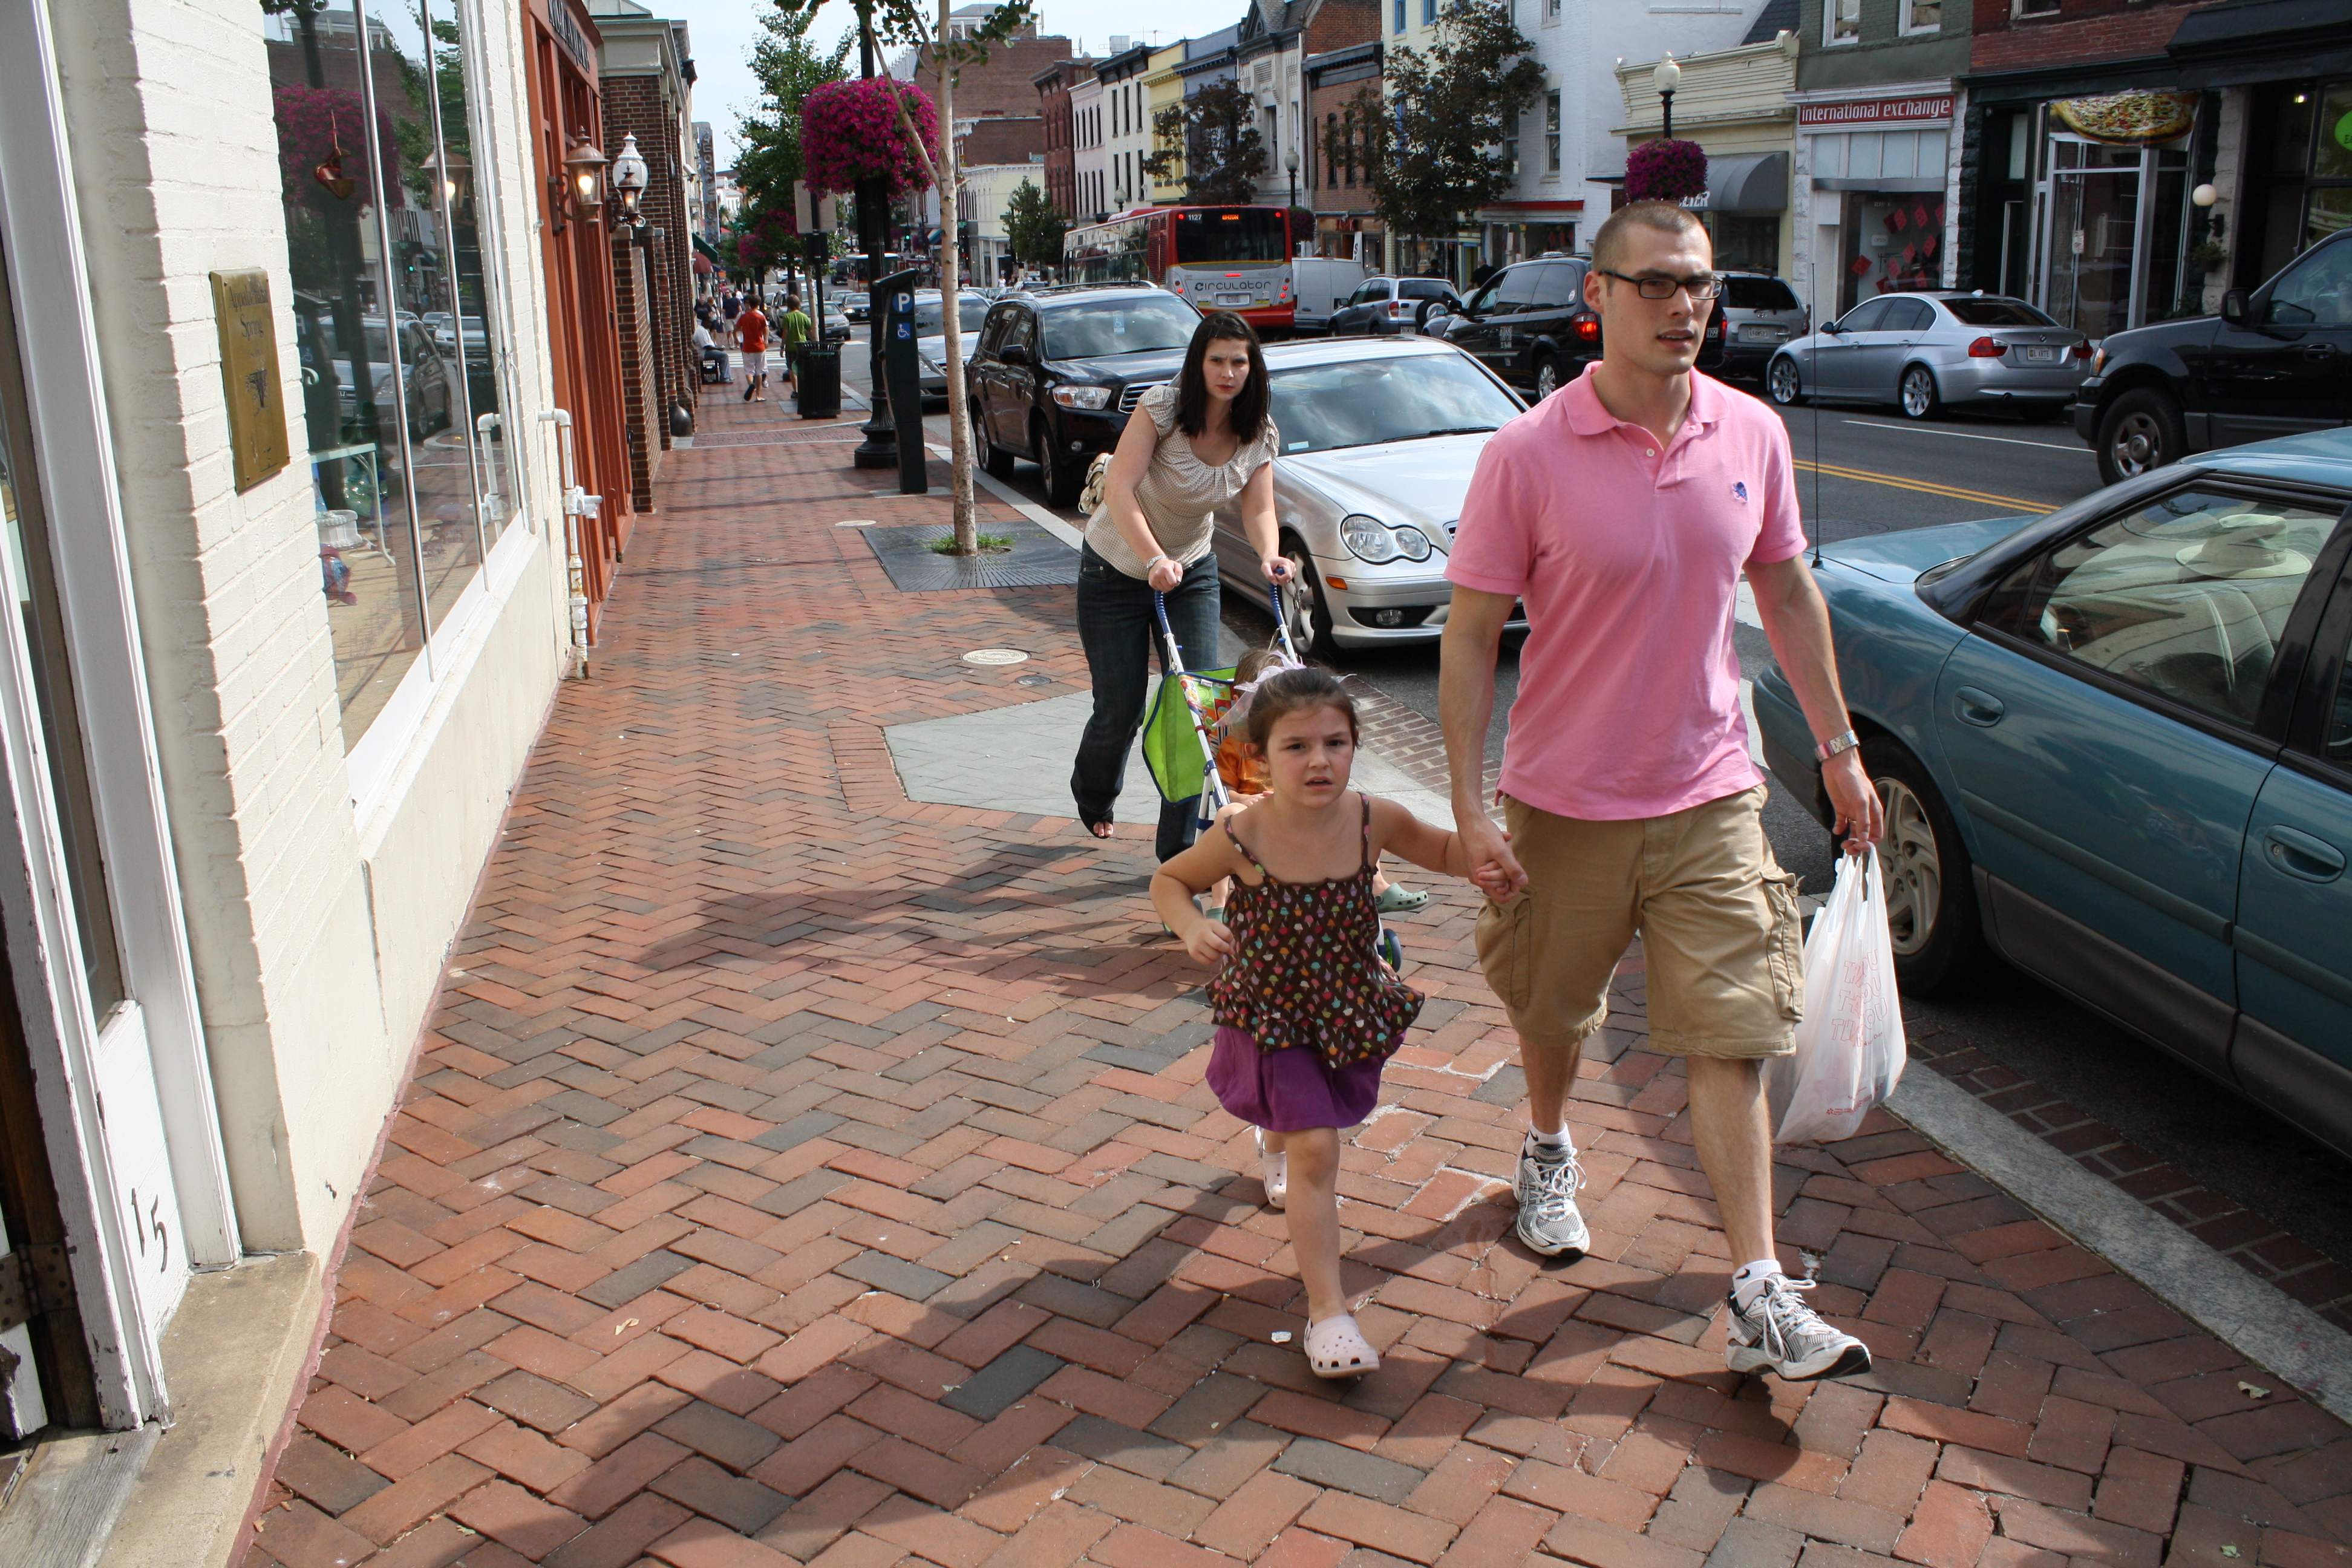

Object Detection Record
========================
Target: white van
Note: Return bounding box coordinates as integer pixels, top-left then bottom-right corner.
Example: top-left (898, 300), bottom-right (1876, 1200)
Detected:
top-left (1289, 256), bottom-right (1374, 334)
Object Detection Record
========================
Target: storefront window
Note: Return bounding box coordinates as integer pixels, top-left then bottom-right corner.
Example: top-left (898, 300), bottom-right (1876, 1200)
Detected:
top-left (1708, 215), bottom-right (1782, 274)
top-left (263, 0), bottom-right (512, 748)
top-left (2316, 83), bottom-right (2352, 180)
top-left (2043, 137), bottom-right (2189, 336)
top-left (1546, 92), bottom-right (1561, 174)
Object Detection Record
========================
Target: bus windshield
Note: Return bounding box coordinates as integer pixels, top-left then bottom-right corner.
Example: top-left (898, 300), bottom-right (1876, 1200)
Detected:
top-left (1171, 209), bottom-right (1287, 266)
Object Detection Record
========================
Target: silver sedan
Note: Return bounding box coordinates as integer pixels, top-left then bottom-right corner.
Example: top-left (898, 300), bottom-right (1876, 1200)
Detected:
top-left (1209, 337), bottom-right (1530, 652)
top-left (1766, 291), bottom-right (2090, 421)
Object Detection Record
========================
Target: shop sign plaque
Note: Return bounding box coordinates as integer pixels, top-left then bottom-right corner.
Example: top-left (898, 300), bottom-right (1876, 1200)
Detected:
top-left (210, 269), bottom-right (289, 493)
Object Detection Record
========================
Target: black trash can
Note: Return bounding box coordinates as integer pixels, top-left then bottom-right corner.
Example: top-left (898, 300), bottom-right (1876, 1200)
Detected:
top-left (795, 345), bottom-right (841, 419)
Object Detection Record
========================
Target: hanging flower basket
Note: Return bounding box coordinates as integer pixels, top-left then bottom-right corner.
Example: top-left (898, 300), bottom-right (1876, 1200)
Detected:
top-left (1625, 138), bottom-right (1708, 204)
top-left (801, 78), bottom-right (938, 198)
top-left (734, 206), bottom-right (799, 273)
top-left (272, 86), bottom-right (400, 208)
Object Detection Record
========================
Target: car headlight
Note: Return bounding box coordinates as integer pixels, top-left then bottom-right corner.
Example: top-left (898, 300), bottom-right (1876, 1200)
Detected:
top-left (1052, 384), bottom-right (1112, 410)
top-left (1341, 514), bottom-right (1402, 564)
top-left (1390, 525), bottom-right (1432, 562)
top-left (2089, 347), bottom-right (2106, 377)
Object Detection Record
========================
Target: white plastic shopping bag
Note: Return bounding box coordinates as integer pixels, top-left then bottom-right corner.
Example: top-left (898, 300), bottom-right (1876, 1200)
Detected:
top-left (1766, 848), bottom-right (1906, 1145)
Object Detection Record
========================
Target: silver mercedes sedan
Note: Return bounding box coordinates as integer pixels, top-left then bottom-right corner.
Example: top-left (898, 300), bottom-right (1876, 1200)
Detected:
top-left (1765, 291), bottom-right (2091, 421)
top-left (1209, 337), bottom-right (1530, 651)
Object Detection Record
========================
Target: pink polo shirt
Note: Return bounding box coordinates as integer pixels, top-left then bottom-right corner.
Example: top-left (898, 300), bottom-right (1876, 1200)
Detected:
top-left (1446, 365), bottom-right (1806, 822)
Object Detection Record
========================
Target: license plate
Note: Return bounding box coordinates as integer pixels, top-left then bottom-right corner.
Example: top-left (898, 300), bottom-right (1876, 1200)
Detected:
top-left (1740, 325), bottom-right (1788, 342)
top-left (2025, 346), bottom-right (2056, 362)
top-left (1216, 293), bottom-right (1252, 305)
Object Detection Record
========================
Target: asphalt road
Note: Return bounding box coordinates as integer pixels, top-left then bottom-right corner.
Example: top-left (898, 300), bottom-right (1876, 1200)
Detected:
top-left (849, 336), bottom-right (2352, 1274)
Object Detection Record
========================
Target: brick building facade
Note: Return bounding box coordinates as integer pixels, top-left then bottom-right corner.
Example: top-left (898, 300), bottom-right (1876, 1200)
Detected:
top-left (1034, 57), bottom-right (1093, 218)
top-left (594, 2), bottom-right (697, 500)
top-left (904, 31), bottom-right (1078, 120)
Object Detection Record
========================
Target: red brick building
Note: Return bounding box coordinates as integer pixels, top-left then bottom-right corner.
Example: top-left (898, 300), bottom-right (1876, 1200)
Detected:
top-left (1304, 34), bottom-right (1383, 260)
top-left (1034, 57), bottom-right (1094, 218)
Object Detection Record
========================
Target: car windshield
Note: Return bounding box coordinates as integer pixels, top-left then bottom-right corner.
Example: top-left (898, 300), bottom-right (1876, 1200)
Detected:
top-left (914, 296), bottom-right (990, 334)
top-left (1267, 354), bottom-right (1520, 454)
top-left (1942, 298), bottom-right (2057, 327)
top-left (1043, 296), bottom-right (1201, 359)
top-left (1722, 276), bottom-right (1798, 311)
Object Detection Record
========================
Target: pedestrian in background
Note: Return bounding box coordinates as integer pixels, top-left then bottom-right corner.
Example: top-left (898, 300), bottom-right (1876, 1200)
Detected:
top-left (1071, 312), bottom-right (1288, 858)
top-left (1440, 200), bottom-right (1884, 1382)
top-left (780, 293), bottom-right (812, 400)
top-left (1154, 667), bottom-right (1506, 1379)
top-left (735, 297), bottom-right (770, 403)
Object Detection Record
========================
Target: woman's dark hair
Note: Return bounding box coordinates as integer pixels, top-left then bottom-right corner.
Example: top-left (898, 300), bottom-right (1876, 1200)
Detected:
top-left (1245, 667), bottom-right (1359, 754)
top-left (1174, 312), bottom-right (1270, 445)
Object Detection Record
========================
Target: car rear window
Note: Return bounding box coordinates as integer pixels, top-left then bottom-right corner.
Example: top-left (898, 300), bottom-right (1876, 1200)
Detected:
top-left (1942, 298), bottom-right (2057, 327)
top-left (1721, 276), bottom-right (1798, 311)
top-left (1399, 279), bottom-right (1450, 298)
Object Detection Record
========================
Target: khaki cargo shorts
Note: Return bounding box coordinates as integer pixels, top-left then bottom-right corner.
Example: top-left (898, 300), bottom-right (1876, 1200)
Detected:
top-left (1475, 785), bottom-right (1803, 1059)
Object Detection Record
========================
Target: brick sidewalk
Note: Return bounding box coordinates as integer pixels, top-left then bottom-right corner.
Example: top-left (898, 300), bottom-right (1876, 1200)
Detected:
top-left (238, 390), bottom-right (2352, 1568)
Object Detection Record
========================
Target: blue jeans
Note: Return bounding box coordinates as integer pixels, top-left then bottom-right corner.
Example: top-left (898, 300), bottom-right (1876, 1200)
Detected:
top-left (1073, 544), bottom-right (1221, 861)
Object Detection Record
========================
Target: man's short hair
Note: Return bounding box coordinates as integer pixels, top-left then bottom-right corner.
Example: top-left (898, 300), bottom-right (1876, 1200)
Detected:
top-left (1590, 201), bottom-right (1708, 273)
top-left (786, 294), bottom-right (801, 307)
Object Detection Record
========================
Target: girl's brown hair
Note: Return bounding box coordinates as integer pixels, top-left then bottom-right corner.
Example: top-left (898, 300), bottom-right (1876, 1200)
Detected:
top-left (1174, 312), bottom-right (1270, 445)
top-left (1245, 667), bottom-right (1359, 755)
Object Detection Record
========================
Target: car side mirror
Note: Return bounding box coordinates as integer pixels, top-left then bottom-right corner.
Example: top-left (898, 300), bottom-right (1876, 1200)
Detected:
top-left (1821, 319), bottom-right (1843, 335)
top-left (1001, 342), bottom-right (1030, 366)
top-left (2220, 289), bottom-right (2249, 327)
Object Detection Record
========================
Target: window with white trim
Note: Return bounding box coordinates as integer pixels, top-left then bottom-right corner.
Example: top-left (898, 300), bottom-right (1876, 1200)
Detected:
top-left (1826, 0), bottom-right (1861, 43)
top-left (1904, 0), bottom-right (1940, 31)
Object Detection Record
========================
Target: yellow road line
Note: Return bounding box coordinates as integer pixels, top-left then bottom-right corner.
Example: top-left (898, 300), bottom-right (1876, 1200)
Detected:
top-left (1792, 459), bottom-right (2057, 514)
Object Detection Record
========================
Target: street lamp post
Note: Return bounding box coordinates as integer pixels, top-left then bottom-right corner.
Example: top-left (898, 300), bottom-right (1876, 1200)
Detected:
top-left (1653, 54), bottom-right (1681, 143)
top-left (851, 2), bottom-right (897, 471)
top-left (1285, 148), bottom-right (1299, 214)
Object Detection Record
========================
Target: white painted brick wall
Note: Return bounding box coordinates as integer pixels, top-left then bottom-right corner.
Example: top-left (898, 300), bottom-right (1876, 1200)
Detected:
top-left (44, 0), bottom-right (569, 1252)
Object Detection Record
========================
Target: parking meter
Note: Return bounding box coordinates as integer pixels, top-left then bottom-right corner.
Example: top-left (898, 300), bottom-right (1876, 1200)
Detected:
top-left (874, 268), bottom-right (926, 494)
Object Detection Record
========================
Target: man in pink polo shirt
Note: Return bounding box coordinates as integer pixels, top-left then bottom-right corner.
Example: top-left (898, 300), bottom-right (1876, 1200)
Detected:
top-left (1442, 201), bottom-right (1885, 1383)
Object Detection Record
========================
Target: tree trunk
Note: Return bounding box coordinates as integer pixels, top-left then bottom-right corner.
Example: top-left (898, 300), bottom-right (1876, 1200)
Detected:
top-left (891, 5), bottom-right (978, 551)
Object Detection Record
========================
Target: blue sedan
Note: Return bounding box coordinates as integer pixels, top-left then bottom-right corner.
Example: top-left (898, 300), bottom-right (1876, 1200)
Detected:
top-left (1753, 430), bottom-right (2352, 1158)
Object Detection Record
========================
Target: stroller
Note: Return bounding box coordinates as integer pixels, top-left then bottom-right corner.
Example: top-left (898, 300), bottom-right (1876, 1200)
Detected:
top-left (1142, 584), bottom-right (1403, 971)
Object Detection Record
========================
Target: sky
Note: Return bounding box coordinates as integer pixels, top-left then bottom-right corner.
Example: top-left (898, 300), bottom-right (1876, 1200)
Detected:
top-left (661, 0), bottom-right (1205, 166)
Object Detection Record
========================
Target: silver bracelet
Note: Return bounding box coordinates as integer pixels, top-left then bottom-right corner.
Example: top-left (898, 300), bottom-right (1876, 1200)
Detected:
top-left (1816, 729), bottom-right (1861, 762)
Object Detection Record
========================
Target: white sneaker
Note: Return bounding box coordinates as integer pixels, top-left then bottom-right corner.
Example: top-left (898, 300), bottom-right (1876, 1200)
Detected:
top-left (1256, 1128), bottom-right (1286, 1210)
top-left (1725, 1275), bottom-right (1872, 1380)
top-left (1512, 1137), bottom-right (1589, 1259)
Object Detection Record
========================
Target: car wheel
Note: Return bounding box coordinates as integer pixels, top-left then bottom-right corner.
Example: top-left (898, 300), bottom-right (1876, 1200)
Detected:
top-left (1860, 736), bottom-right (1988, 998)
top-left (974, 400), bottom-right (1013, 479)
top-left (1767, 356), bottom-right (1805, 406)
top-left (1035, 418), bottom-right (1082, 508)
top-left (1533, 354), bottom-right (1564, 401)
top-left (2096, 387), bottom-right (2184, 486)
top-left (1414, 299), bottom-right (1438, 332)
top-left (1278, 535), bottom-right (1334, 655)
top-left (1899, 364), bottom-right (1942, 420)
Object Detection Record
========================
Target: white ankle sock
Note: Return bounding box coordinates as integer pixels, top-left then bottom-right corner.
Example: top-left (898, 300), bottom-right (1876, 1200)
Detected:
top-left (1526, 1126), bottom-right (1572, 1154)
top-left (1732, 1258), bottom-right (1784, 1311)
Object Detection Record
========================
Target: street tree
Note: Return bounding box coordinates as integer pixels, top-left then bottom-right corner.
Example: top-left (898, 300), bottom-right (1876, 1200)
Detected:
top-left (735, 8), bottom-right (851, 287)
top-left (1145, 80), bottom-right (1268, 206)
top-left (1002, 179), bottom-right (1070, 269)
top-left (1331, 0), bottom-right (1543, 248)
top-left (771, 0), bottom-right (1036, 555)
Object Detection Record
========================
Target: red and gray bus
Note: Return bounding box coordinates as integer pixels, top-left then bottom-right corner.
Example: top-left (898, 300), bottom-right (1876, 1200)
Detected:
top-left (1062, 205), bottom-right (1298, 330)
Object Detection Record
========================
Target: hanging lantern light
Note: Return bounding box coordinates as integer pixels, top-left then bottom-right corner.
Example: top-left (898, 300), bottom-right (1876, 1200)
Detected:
top-left (564, 134), bottom-right (610, 222)
top-left (610, 132), bottom-right (649, 226)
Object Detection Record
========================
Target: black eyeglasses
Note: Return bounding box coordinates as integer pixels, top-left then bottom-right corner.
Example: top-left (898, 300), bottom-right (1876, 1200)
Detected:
top-left (1596, 269), bottom-right (1722, 301)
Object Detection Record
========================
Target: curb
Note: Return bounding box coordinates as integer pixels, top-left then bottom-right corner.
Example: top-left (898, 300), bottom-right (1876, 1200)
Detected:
top-left (1890, 1064), bottom-right (2352, 1426)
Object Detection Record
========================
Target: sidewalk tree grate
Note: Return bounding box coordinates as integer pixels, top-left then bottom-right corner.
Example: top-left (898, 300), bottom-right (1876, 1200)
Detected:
top-left (862, 521), bottom-right (1079, 592)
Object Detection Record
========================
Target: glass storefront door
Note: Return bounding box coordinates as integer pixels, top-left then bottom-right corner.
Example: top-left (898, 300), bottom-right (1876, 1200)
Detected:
top-left (2040, 134), bottom-right (2192, 338)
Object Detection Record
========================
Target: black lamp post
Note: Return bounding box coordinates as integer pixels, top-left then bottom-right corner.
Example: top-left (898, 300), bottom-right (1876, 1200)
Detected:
top-left (1653, 54), bottom-right (1681, 143)
top-left (1285, 148), bottom-right (1299, 212)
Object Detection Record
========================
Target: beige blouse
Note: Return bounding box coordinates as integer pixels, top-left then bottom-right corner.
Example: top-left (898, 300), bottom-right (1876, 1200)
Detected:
top-left (1082, 381), bottom-right (1281, 580)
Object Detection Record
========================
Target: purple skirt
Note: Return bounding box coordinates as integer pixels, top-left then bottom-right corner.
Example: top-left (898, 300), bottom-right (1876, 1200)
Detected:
top-left (1207, 1026), bottom-right (1390, 1132)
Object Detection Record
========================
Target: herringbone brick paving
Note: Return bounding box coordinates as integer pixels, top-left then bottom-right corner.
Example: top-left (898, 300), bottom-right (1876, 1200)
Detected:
top-left (238, 387), bottom-right (2352, 1568)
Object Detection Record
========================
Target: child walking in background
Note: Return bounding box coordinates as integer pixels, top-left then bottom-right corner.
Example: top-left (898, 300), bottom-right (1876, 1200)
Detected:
top-left (1154, 667), bottom-right (1508, 1378)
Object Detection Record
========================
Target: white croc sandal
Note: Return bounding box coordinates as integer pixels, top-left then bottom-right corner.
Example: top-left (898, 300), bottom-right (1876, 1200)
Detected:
top-left (1305, 1315), bottom-right (1379, 1379)
top-left (1255, 1129), bottom-right (1287, 1210)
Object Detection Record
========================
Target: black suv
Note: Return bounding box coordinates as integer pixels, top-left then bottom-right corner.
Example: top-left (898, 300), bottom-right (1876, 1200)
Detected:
top-left (2073, 229), bottom-right (2352, 486)
top-left (965, 286), bottom-right (1204, 505)
top-left (1437, 254), bottom-right (1725, 399)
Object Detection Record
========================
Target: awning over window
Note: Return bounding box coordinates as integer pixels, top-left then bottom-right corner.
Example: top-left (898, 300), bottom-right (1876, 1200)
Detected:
top-left (2169, 0), bottom-right (2352, 84)
top-left (1694, 152), bottom-right (1789, 213)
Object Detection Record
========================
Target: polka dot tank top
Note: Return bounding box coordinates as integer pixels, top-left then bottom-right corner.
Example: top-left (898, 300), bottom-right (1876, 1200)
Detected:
top-left (1208, 794), bottom-right (1425, 1069)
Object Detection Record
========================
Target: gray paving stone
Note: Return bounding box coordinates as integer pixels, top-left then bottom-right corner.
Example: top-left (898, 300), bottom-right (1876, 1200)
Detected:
top-left (581, 1250), bottom-right (698, 1310)
top-left (1272, 1436), bottom-right (1425, 1504)
top-left (1050, 1413), bottom-right (1193, 1480)
top-left (837, 1250), bottom-right (953, 1301)
top-left (940, 1344), bottom-right (1064, 1420)
top-left (751, 1110), bottom-right (848, 1153)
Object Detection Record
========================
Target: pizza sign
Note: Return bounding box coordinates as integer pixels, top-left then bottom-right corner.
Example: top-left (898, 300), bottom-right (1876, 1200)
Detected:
top-left (2051, 90), bottom-right (2199, 146)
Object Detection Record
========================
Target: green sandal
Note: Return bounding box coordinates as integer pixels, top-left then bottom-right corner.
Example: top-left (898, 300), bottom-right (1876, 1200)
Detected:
top-left (1374, 884), bottom-right (1429, 915)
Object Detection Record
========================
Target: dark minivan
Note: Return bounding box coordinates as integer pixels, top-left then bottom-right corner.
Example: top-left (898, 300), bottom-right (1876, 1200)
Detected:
top-left (1436, 255), bottom-right (1725, 399)
top-left (964, 285), bottom-right (1203, 506)
top-left (2073, 228), bottom-right (2352, 486)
